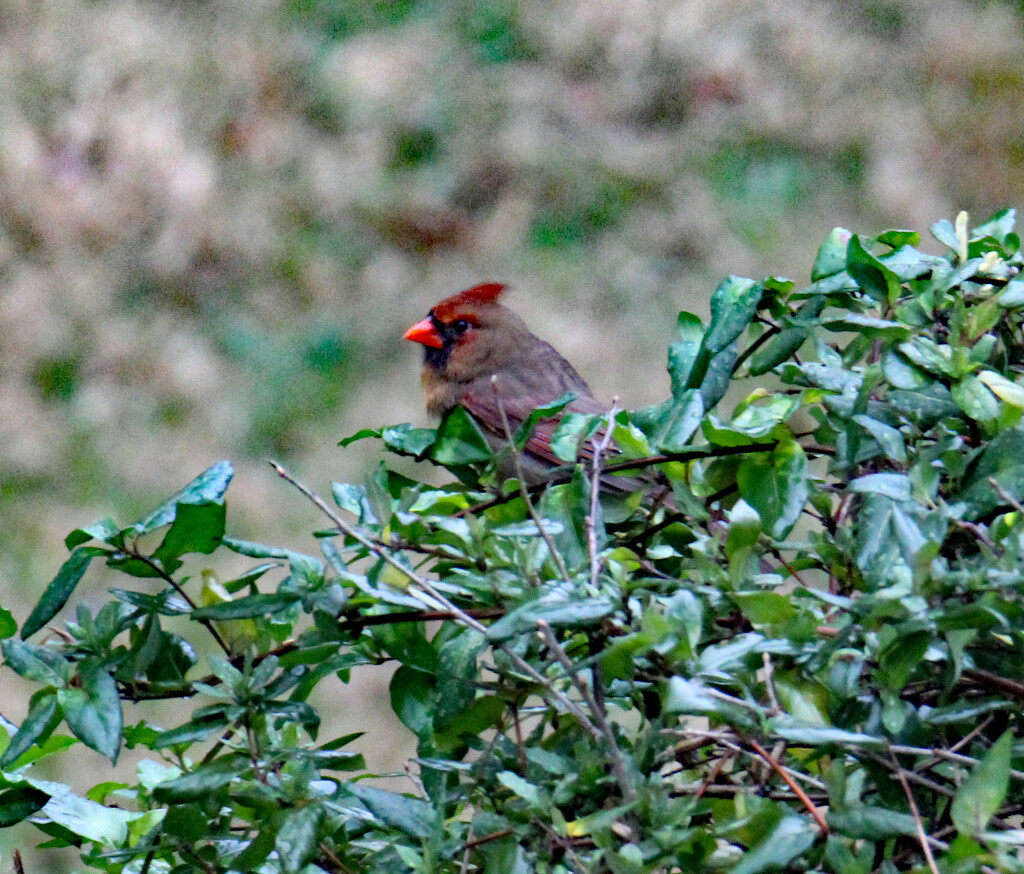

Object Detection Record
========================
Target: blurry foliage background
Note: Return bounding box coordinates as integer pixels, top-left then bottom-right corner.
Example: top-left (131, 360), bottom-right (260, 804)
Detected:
top-left (4, 0), bottom-right (1024, 813)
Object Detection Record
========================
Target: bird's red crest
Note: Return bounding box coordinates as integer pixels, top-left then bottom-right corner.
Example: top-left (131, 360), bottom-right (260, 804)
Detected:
top-left (431, 283), bottom-right (506, 319)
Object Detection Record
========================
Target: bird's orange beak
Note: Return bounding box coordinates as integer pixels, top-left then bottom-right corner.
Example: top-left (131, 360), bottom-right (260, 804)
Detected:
top-left (404, 318), bottom-right (444, 349)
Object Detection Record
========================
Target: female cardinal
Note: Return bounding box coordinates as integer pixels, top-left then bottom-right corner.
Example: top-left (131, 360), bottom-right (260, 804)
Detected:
top-left (404, 282), bottom-right (622, 486)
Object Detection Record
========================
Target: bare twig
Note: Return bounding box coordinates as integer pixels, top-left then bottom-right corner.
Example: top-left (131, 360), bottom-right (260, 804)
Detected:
top-left (270, 461), bottom-right (601, 737)
top-left (990, 477), bottom-right (1024, 515)
top-left (455, 442), bottom-right (782, 517)
top-left (887, 743), bottom-right (1024, 782)
top-left (537, 620), bottom-right (635, 805)
top-left (948, 716), bottom-right (995, 756)
top-left (695, 754), bottom-right (731, 800)
top-left (861, 751), bottom-right (955, 797)
top-left (587, 402), bottom-right (619, 591)
top-left (962, 668), bottom-right (1024, 700)
top-left (888, 748), bottom-right (942, 874)
top-left (462, 829), bottom-right (514, 851)
top-left (661, 727), bottom-right (1024, 783)
top-left (122, 547), bottom-right (231, 656)
top-left (749, 739), bottom-right (829, 834)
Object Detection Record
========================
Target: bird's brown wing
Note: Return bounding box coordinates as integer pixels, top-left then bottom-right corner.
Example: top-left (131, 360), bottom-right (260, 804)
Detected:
top-left (458, 369), bottom-right (648, 493)
top-left (457, 362), bottom-right (601, 463)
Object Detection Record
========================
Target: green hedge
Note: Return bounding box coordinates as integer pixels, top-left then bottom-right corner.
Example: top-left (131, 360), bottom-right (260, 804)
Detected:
top-left (4, 210), bottom-right (1024, 873)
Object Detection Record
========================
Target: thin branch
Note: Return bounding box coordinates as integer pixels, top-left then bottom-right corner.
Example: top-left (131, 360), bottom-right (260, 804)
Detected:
top-left (122, 547), bottom-right (231, 656)
top-left (749, 739), bottom-right (829, 834)
top-left (537, 620), bottom-right (635, 806)
top-left (990, 477), bottom-right (1024, 515)
top-left (732, 319), bottom-right (782, 374)
top-left (861, 751), bottom-right (955, 798)
top-left (889, 748), bottom-right (942, 874)
top-left (455, 442), bottom-right (783, 517)
top-left (270, 461), bottom-right (601, 738)
top-left (462, 829), bottom-right (514, 851)
top-left (661, 728), bottom-right (1024, 783)
top-left (887, 743), bottom-right (1024, 782)
top-left (587, 402), bottom-right (618, 590)
top-left (962, 668), bottom-right (1024, 700)
top-left (770, 548), bottom-right (811, 588)
top-left (694, 754), bottom-right (731, 800)
top-left (947, 716), bottom-right (995, 755)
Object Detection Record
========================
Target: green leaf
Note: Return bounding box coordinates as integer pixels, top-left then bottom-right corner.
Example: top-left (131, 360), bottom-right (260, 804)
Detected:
top-left (898, 337), bottom-right (954, 376)
top-left (0, 606), bottom-right (14, 639)
top-left (1, 638), bottom-right (71, 685)
top-left (190, 592), bottom-right (300, 620)
top-left (347, 783), bottom-right (436, 838)
top-left (0, 688), bottom-right (61, 767)
top-left (64, 517), bottom-right (121, 550)
top-left (663, 676), bottom-right (725, 716)
top-left (730, 591), bottom-right (796, 626)
top-left (847, 473), bottom-right (911, 502)
top-left (431, 406), bottom-right (494, 465)
top-left (960, 426), bottom-right (1024, 518)
top-left (703, 276), bottom-right (761, 353)
top-left (21, 547), bottom-right (106, 639)
top-left (737, 439), bottom-right (808, 539)
top-left (812, 227), bottom-right (852, 280)
top-left (497, 771), bottom-right (546, 810)
top-left (827, 806), bottom-right (917, 840)
top-left (486, 595), bottom-right (614, 643)
top-left (952, 375), bottom-right (999, 424)
top-left (0, 785), bottom-right (50, 827)
top-left (847, 235), bottom-right (900, 304)
top-left (853, 415), bottom-right (907, 463)
top-left (823, 314), bottom-right (909, 340)
top-left (514, 392), bottom-right (579, 451)
top-left (700, 344), bottom-right (740, 410)
top-left (877, 631), bottom-right (929, 692)
top-left (729, 815), bottom-right (817, 874)
top-left (219, 532), bottom-right (294, 560)
top-left (997, 278), bottom-right (1024, 307)
top-left (435, 630), bottom-right (486, 730)
top-left (381, 423), bottom-right (438, 457)
top-left (132, 460), bottom-right (233, 535)
top-left (275, 803), bottom-right (324, 874)
top-left (152, 755), bottom-right (249, 802)
top-left (152, 711), bottom-right (231, 748)
top-left (951, 731), bottom-right (1012, 838)
top-left (37, 788), bottom-right (132, 846)
top-left (537, 468), bottom-right (593, 568)
top-left (972, 208), bottom-right (1016, 246)
top-left (339, 426), bottom-right (382, 447)
top-left (771, 724), bottom-right (883, 747)
top-left (931, 218), bottom-right (960, 251)
top-left (668, 311), bottom-right (705, 396)
top-left (390, 664), bottom-right (435, 741)
top-left (152, 500), bottom-right (226, 568)
top-left (876, 228), bottom-right (920, 249)
top-left (57, 661), bottom-right (122, 762)
top-left (654, 389), bottom-right (704, 452)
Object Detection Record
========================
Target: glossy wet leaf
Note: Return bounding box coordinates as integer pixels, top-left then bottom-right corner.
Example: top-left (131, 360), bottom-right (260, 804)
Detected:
top-left (21, 547), bottom-right (107, 640)
top-left (951, 731), bottom-right (1012, 838)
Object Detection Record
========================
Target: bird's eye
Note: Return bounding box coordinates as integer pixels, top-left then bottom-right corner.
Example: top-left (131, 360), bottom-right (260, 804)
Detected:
top-left (451, 319), bottom-right (470, 335)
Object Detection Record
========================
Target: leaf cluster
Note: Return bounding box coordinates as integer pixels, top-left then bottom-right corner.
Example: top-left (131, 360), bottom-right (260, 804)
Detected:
top-left (4, 211), bottom-right (1024, 872)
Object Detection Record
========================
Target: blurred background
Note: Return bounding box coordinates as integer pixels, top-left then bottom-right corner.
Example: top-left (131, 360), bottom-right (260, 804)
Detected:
top-left (3, 0), bottom-right (1024, 861)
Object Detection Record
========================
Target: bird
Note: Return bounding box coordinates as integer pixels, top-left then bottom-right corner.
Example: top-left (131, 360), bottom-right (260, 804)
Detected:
top-left (404, 282), bottom-right (643, 492)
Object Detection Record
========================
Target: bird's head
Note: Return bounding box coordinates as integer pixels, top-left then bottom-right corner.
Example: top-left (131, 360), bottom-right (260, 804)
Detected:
top-left (404, 283), bottom-right (532, 379)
